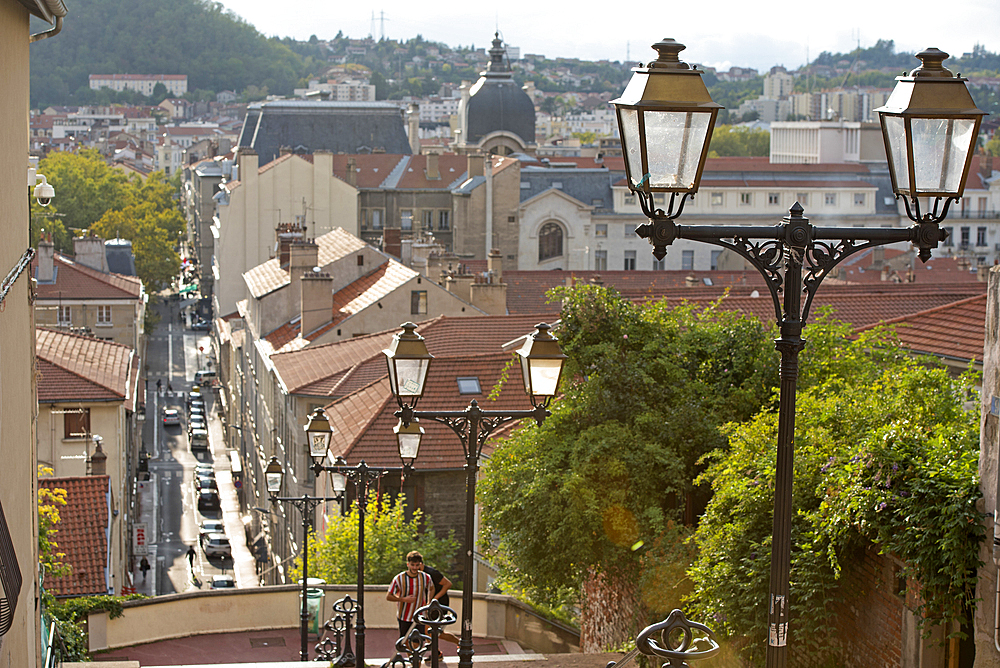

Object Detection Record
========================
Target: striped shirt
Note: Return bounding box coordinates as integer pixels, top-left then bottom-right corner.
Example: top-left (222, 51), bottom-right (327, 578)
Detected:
top-left (389, 570), bottom-right (433, 622)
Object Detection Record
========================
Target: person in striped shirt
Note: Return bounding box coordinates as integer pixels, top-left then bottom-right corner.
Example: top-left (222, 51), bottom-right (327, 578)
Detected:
top-left (387, 550), bottom-right (434, 640)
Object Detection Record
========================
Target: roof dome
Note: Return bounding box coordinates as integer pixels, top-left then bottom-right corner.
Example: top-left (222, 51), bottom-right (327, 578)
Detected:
top-left (465, 33), bottom-right (535, 148)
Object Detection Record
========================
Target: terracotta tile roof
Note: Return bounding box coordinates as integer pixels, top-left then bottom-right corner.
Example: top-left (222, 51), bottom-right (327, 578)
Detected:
top-left (272, 314), bottom-right (558, 396)
top-left (394, 154), bottom-right (473, 189)
top-left (837, 253), bottom-right (988, 285)
top-left (699, 179), bottom-right (878, 189)
top-left (36, 328), bottom-right (134, 402)
top-left (702, 157), bottom-right (869, 173)
top-left (33, 253), bottom-right (142, 300)
top-left (329, 262), bottom-right (417, 325)
top-left (258, 153), bottom-right (296, 173)
top-left (39, 475), bottom-right (111, 597)
top-left (343, 352), bottom-right (537, 470)
top-left (854, 292), bottom-right (987, 363)
top-left (330, 154), bottom-right (412, 188)
top-left (245, 228), bottom-right (371, 299)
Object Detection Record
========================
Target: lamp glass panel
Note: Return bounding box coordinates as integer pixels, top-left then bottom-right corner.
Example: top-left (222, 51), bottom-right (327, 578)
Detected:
top-left (527, 358), bottom-right (563, 397)
top-left (910, 117), bottom-right (977, 195)
top-left (332, 471), bottom-right (347, 494)
top-left (619, 108), bottom-right (645, 189)
top-left (309, 432), bottom-right (330, 459)
top-left (882, 115), bottom-right (910, 191)
top-left (394, 359), bottom-right (429, 397)
top-left (643, 110), bottom-right (711, 190)
top-left (398, 433), bottom-right (421, 461)
top-left (265, 471), bottom-right (282, 494)
top-left (519, 353), bottom-right (532, 395)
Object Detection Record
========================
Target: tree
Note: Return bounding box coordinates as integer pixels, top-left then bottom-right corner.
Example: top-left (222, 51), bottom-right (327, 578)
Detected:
top-left (708, 125), bottom-right (770, 157)
top-left (35, 150), bottom-right (135, 237)
top-left (688, 317), bottom-right (982, 666)
top-left (300, 494), bottom-right (458, 586)
top-left (478, 285), bottom-right (776, 648)
top-left (38, 466), bottom-right (70, 579)
top-left (90, 202), bottom-right (183, 291)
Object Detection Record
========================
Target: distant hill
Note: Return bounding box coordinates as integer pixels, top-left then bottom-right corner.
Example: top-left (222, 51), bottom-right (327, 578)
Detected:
top-left (28, 0), bottom-right (311, 107)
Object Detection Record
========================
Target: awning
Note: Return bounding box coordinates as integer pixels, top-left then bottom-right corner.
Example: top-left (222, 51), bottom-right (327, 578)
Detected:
top-left (178, 283), bottom-right (198, 295)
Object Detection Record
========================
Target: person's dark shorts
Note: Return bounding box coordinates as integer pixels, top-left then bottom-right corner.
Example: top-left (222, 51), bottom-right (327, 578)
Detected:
top-left (398, 618), bottom-right (425, 641)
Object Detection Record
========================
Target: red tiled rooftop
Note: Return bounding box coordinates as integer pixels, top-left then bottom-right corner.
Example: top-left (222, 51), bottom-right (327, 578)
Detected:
top-left (36, 328), bottom-right (134, 402)
top-left (32, 252), bottom-right (142, 301)
top-left (40, 475), bottom-right (111, 597)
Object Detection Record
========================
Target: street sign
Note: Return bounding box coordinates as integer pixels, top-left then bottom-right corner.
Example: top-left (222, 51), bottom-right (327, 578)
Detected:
top-left (133, 522), bottom-right (148, 556)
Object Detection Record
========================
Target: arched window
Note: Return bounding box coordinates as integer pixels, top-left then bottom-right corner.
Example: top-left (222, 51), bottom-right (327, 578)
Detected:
top-left (538, 222), bottom-right (563, 262)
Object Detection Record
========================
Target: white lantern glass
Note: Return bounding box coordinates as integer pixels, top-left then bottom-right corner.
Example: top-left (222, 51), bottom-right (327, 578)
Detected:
top-left (309, 432), bottom-right (331, 460)
top-left (882, 115), bottom-right (910, 191)
top-left (265, 469), bottom-right (282, 494)
top-left (394, 418), bottom-right (423, 463)
top-left (393, 359), bottom-right (430, 398)
top-left (331, 471), bottom-right (347, 494)
top-left (643, 110), bottom-right (712, 190)
top-left (524, 357), bottom-right (563, 398)
top-left (911, 118), bottom-right (977, 194)
top-left (619, 108), bottom-right (645, 188)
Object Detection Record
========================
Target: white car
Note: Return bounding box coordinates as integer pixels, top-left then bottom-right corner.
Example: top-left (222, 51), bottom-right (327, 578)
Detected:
top-left (210, 575), bottom-right (235, 589)
top-left (199, 520), bottom-right (225, 544)
top-left (162, 409), bottom-right (181, 426)
top-left (203, 534), bottom-right (231, 558)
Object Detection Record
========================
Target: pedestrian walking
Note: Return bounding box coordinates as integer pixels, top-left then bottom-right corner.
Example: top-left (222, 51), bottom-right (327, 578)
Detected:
top-left (140, 556), bottom-right (150, 581)
top-left (186, 545), bottom-right (196, 569)
top-left (156, 379), bottom-right (162, 393)
top-left (167, 381), bottom-right (173, 394)
top-left (387, 551), bottom-right (433, 642)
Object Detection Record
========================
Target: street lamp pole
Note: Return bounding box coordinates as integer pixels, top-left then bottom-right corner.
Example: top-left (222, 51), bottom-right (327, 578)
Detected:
top-left (383, 323), bottom-right (567, 668)
top-left (265, 457), bottom-right (344, 662)
top-left (611, 40), bottom-right (986, 667)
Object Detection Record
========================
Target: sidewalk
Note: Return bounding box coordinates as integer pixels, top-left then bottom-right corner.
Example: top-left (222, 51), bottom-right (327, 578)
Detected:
top-left (131, 474), bottom-right (159, 596)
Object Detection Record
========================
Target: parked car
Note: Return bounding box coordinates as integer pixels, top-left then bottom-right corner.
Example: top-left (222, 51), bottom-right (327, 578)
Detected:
top-left (191, 319), bottom-right (211, 331)
top-left (189, 398), bottom-right (206, 413)
top-left (190, 428), bottom-right (209, 450)
top-left (162, 408), bottom-right (180, 426)
top-left (189, 405), bottom-right (205, 419)
top-left (186, 388), bottom-right (203, 405)
top-left (194, 369), bottom-right (217, 384)
top-left (197, 488), bottom-right (220, 510)
top-left (188, 416), bottom-right (207, 433)
top-left (210, 574), bottom-right (236, 589)
top-left (203, 534), bottom-right (231, 558)
top-left (194, 475), bottom-right (217, 492)
top-left (199, 520), bottom-right (225, 544)
top-left (194, 464), bottom-right (214, 479)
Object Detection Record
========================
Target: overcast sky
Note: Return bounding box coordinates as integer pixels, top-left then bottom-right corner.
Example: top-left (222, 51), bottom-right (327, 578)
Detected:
top-left (216, 0), bottom-right (999, 73)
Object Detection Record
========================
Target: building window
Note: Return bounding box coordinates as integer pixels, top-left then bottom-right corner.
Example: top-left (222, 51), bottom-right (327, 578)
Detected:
top-left (853, 193), bottom-right (865, 206)
top-left (711, 250), bottom-right (723, 270)
top-left (943, 227), bottom-right (954, 246)
top-left (401, 210), bottom-right (413, 231)
top-left (410, 290), bottom-right (427, 315)
top-left (538, 222), bottom-right (563, 261)
top-left (97, 305), bottom-right (112, 324)
top-left (359, 209), bottom-right (368, 230)
top-left (960, 227), bottom-right (970, 247)
top-left (456, 377), bottom-right (481, 394)
top-left (594, 250), bottom-right (607, 271)
top-left (371, 209), bottom-right (383, 230)
top-left (740, 192), bottom-right (752, 205)
top-left (422, 210), bottom-right (434, 229)
top-left (653, 194), bottom-right (666, 204)
top-left (57, 305), bottom-right (71, 326)
top-left (711, 192), bottom-right (723, 206)
top-left (977, 227), bottom-right (987, 246)
top-left (768, 193), bottom-right (780, 205)
top-left (624, 224), bottom-right (637, 237)
top-left (438, 211), bottom-right (450, 230)
top-left (796, 193), bottom-right (808, 206)
top-left (624, 250), bottom-right (636, 271)
top-left (623, 195), bottom-right (636, 205)
top-left (64, 408), bottom-right (90, 440)
top-left (653, 257), bottom-right (665, 270)
top-left (682, 250), bottom-right (694, 270)
top-left (825, 193), bottom-right (836, 206)
top-left (595, 224), bottom-right (607, 238)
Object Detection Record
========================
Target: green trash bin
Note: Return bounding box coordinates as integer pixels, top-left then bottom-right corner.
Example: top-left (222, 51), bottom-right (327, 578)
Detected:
top-left (299, 579), bottom-right (326, 635)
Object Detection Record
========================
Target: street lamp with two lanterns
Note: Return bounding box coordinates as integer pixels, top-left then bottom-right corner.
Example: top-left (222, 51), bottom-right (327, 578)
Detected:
top-left (608, 38), bottom-right (986, 668)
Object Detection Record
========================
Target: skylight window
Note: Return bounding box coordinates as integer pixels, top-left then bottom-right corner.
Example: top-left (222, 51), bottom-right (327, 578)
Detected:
top-left (457, 377), bottom-right (481, 395)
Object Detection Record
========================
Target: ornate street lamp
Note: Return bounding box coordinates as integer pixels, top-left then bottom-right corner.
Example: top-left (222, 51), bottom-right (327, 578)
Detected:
top-left (265, 457), bottom-right (343, 662)
top-left (611, 40), bottom-right (985, 668)
top-left (383, 322), bottom-right (433, 406)
top-left (876, 48), bottom-right (987, 230)
top-left (305, 409), bottom-right (408, 668)
top-left (610, 38), bottom-right (721, 255)
top-left (386, 322), bottom-right (566, 668)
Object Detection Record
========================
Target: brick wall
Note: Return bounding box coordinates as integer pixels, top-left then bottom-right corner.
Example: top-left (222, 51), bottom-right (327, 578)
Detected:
top-left (413, 470), bottom-right (469, 583)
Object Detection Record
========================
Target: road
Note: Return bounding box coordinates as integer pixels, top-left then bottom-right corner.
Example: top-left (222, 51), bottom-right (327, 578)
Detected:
top-left (142, 297), bottom-right (233, 594)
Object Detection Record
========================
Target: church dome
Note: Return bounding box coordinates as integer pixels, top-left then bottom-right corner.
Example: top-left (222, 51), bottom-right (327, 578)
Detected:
top-left (465, 33), bottom-right (535, 150)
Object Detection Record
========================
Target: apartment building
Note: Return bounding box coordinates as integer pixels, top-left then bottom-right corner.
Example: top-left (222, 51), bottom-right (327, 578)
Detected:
top-left (89, 73), bottom-right (188, 97)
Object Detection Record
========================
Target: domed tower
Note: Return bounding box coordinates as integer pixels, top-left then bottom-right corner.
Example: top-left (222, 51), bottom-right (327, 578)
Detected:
top-left (456, 33), bottom-right (536, 156)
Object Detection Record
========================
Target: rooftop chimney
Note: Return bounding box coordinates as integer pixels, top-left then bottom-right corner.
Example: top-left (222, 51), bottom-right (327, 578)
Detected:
top-left (467, 154), bottom-right (484, 178)
top-left (37, 238), bottom-right (55, 282)
top-left (73, 235), bottom-right (109, 273)
top-left (300, 272), bottom-right (335, 336)
top-left (487, 247), bottom-right (502, 282)
top-left (346, 157), bottom-right (358, 187)
top-left (384, 228), bottom-right (402, 260)
top-left (426, 153), bottom-right (440, 180)
top-left (89, 440), bottom-right (107, 476)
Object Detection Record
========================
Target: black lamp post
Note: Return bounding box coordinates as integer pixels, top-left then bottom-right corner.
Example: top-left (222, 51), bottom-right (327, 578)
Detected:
top-left (265, 456), bottom-right (344, 662)
top-left (384, 322), bottom-right (567, 668)
top-left (304, 407), bottom-right (411, 668)
top-left (611, 40), bottom-right (986, 667)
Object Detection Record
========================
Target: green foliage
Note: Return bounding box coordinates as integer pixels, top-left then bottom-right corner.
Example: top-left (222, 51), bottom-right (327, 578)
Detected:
top-left (301, 494), bottom-right (458, 586)
top-left (38, 466), bottom-right (70, 579)
top-left (689, 320), bottom-right (983, 666)
top-left (46, 593), bottom-right (147, 662)
top-left (708, 125), bottom-right (770, 158)
top-left (33, 151), bottom-right (184, 291)
top-left (479, 285), bottom-right (776, 607)
top-left (28, 0), bottom-right (311, 107)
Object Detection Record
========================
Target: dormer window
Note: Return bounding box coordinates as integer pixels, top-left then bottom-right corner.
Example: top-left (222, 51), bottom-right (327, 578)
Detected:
top-left (457, 377), bottom-right (481, 394)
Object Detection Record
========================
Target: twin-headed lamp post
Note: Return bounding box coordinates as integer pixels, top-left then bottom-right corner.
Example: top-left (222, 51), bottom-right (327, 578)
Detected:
top-left (383, 322), bottom-right (566, 668)
top-left (610, 38), bottom-right (986, 667)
